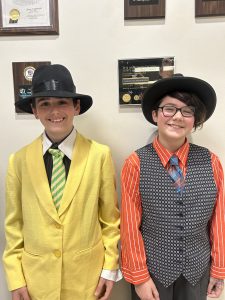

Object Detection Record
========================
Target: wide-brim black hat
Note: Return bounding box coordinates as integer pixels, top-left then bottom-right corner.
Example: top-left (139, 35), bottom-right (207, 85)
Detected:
top-left (142, 74), bottom-right (217, 125)
top-left (15, 64), bottom-right (93, 114)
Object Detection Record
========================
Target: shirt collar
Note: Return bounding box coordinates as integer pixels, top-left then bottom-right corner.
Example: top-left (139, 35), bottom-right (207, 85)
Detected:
top-left (153, 136), bottom-right (190, 167)
top-left (42, 127), bottom-right (76, 160)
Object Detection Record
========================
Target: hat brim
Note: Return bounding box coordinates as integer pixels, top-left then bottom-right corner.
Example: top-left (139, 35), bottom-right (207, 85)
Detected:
top-left (15, 90), bottom-right (93, 114)
top-left (142, 76), bottom-right (217, 125)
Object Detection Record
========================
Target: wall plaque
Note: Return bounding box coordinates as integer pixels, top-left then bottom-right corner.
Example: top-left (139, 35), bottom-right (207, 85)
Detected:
top-left (196, 0), bottom-right (225, 17)
top-left (12, 61), bottom-right (51, 113)
top-left (124, 0), bottom-right (165, 19)
top-left (118, 57), bottom-right (174, 106)
top-left (0, 0), bottom-right (59, 36)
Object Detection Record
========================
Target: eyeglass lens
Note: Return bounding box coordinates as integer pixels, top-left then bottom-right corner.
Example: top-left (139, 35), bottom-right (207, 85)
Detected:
top-left (159, 105), bottom-right (195, 117)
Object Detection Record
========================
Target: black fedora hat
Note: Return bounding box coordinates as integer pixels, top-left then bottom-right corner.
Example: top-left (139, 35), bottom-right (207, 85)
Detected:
top-left (142, 74), bottom-right (217, 125)
top-left (15, 64), bottom-right (93, 114)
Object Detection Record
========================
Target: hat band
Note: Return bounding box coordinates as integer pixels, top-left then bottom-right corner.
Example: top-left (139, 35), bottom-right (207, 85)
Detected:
top-left (32, 79), bottom-right (76, 94)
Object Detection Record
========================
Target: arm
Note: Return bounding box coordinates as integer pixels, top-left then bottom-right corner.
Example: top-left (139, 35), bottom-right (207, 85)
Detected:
top-left (121, 153), bottom-right (159, 300)
top-left (208, 153), bottom-right (225, 298)
top-left (2, 154), bottom-right (27, 291)
top-left (95, 147), bottom-right (120, 299)
top-left (121, 152), bottom-right (150, 284)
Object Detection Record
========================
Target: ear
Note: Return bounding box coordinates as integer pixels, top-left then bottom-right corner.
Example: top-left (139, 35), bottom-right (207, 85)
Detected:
top-left (74, 100), bottom-right (81, 115)
top-left (152, 110), bottom-right (158, 124)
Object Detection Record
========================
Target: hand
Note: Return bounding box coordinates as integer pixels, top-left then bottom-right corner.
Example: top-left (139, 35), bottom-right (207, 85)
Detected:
top-left (94, 277), bottom-right (114, 300)
top-left (12, 286), bottom-right (31, 300)
top-left (135, 278), bottom-right (160, 300)
top-left (207, 277), bottom-right (224, 298)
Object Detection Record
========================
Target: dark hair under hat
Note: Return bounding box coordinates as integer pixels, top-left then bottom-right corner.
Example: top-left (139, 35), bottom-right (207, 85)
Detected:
top-left (15, 64), bottom-right (93, 114)
top-left (142, 74), bottom-right (217, 124)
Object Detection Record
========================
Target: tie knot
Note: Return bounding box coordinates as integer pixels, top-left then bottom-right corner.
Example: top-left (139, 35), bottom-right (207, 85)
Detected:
top-left (48, 148), bottom-right (64, 159)
top-left (170, 155), bottom-right (179, 166)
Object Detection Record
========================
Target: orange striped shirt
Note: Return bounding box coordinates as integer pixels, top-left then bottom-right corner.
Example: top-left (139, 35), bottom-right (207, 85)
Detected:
top-left (121, 137), bottom-right (225, 284)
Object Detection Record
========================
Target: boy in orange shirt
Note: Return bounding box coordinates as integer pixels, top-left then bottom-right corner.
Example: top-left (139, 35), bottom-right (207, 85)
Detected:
top-left (121, 74), bottom-right (225, 300)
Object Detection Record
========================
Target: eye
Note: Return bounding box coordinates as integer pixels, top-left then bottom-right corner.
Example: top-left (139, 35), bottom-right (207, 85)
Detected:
top-left (39, 101), bottom-right (50, 107)
top-left (182, 106), bottom-right (195, 115)
top-left (58, 99), bottom-right (71, 105)
top-left (164, 106), bottom-right (175, 112)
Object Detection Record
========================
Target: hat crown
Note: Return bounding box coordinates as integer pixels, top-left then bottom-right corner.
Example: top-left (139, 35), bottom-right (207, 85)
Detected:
top-left (32, 64), bottom-right (76, 94)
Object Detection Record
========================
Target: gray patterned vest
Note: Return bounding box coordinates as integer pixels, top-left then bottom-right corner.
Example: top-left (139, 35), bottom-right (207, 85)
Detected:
top-left (136, 143), bottom-right (217, 287)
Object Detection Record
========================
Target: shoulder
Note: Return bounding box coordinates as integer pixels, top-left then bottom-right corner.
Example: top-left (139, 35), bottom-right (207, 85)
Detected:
top-left (190, 143), bottom-right (208, 151)
top-left (10, 136), bottom-right (42, 159)
top-left (77, 132), bottom-right (110, 154)
top-left (123, 151), bottom-right (140, 171)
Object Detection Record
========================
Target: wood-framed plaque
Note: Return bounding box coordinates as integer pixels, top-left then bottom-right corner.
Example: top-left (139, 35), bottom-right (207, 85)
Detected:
top-left (0, 0), bottom-right (59, 36)
top-left (196, 0), bottom-right (225, 17)
top-left (118, 57), bottom-right (175, 106)
top-left (12, 61), bottom-right (51, 113)
top-left (124, 0), bottom-right (165, 20)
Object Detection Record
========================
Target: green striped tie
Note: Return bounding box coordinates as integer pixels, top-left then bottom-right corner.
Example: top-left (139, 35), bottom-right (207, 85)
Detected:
top-left (48, 149), bottom-right (66, 211)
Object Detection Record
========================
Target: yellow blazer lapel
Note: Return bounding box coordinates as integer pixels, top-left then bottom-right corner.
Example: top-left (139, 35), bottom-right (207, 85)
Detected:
top-left (58, 133), bottom-right (90, 217)
top-left (26, 136), bottom-right (60, 223)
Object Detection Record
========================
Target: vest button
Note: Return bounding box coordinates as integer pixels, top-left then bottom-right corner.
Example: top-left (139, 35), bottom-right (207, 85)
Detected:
top-left (53, 250), bottom-right (61, 258)
top-left (175, 200), bottom-right (183, 205)
top-left (175, 225), bottom-right (184, 231)
top-left (175, 260), bottom-right (182, 264)
top-left (177, 236), bottom-right (184, 241)
top-left (179, 247), bottom-right (183, 253)
top-left (178, 212), bottom-right (183, 217)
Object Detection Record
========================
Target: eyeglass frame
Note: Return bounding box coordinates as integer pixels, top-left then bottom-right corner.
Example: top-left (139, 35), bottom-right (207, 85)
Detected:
top-left (157, 105), bottom-right (195, 118)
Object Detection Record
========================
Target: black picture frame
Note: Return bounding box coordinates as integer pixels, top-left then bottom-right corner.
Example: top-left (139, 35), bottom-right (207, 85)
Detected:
top-left (118, 57), bottom-right (175, 106)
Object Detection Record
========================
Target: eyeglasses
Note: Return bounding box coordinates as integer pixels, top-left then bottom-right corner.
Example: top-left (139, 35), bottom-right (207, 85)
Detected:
top-left (158, 105), bottom-right (195, 118)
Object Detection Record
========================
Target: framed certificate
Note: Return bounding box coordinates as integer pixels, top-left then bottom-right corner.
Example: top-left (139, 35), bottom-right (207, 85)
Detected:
top-left (0, 0), bottom-right (59, 35)
top-left (118, 57), bottom-right (175, 106)
top-left (196, 0), bottom-right (225, 17)
top-left (124, 0), bottom-right (165, 20)
top-left (12, 61), bottom-right (51, 113)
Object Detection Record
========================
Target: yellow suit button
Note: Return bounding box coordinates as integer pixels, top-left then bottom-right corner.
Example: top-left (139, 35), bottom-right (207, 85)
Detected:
top-left (54, 250), bottom-right (61, 258)
top-left (55, 223), bottom-right (61, 229)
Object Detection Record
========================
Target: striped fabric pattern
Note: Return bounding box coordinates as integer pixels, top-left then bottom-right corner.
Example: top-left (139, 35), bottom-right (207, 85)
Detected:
top-left (48, 148), bottom-right (66, 210)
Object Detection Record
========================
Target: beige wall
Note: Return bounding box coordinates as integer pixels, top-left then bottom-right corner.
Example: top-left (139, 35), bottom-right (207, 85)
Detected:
top-left (0, 1), bottom-right (225, 299)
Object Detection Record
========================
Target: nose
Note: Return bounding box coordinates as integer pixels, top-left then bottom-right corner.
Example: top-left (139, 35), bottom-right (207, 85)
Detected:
top-left (173, 109), bottom-right (183, 118)
top-left (50, 103), bottom-right (61, 112)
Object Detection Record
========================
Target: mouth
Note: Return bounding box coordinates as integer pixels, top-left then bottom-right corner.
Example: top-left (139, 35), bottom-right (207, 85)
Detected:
top-left (48, 117), bottom-right (65, 123)
top-left (168, 123), bottom-right (184, 129)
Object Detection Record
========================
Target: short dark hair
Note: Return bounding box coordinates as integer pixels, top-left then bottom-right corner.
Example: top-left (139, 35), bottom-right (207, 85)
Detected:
top-left (154, 91), bottom-right (207, 130)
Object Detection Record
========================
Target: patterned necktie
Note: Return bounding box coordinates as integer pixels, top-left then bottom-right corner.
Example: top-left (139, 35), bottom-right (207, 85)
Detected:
top-left (168, 155), bottom-right (185, 194)
top-left (48, 149), bottom-right (66, 210)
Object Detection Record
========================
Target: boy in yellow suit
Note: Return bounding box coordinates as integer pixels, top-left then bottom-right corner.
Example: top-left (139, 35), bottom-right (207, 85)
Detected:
top-left (3, 64), bottom-right (121, 300)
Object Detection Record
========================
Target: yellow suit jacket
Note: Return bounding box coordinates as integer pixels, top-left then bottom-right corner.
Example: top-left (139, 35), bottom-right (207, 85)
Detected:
top-left (3, 133), bottom-right (120, 300)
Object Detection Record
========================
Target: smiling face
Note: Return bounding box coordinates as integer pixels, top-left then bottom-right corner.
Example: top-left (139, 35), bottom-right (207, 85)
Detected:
top-left (32, 97), bottom-right (80, 142)
top-left (152, 95), bottom-right (195, 151)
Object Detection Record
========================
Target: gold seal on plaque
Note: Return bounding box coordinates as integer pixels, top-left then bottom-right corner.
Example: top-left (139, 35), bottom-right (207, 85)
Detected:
top-left (9, 9), bottom-right (20, 23)
top-left (134, 95), bottom-right (140, 101)
top-left (122, 93), bottom-right (131, 103)
top-left (24, 66), bottom-right (35, 82)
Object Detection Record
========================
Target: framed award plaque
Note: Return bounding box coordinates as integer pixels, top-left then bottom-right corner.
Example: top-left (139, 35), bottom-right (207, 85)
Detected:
top-left (118, 57), bottom-right (175, 106)
top-left (124, 0), bottom-right (165, 20)
top-left (196, 0), bottom-right (225, 17)
top-left (12, 61), bottom-right (51, 113)
top-left (0, 0), bottom-right (59, 36)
